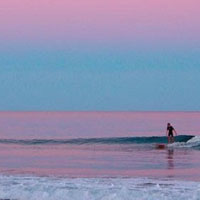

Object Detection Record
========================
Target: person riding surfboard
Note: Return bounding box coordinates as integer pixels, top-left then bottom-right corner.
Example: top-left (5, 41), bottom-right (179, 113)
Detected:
top-left (166, 123), bottom-right (177, 143)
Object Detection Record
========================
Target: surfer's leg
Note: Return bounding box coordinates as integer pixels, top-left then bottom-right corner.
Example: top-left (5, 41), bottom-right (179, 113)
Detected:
top-left (168, 136), bottom-right (171, 143)
top-left (168, 133), bottom-right (174, 143)
top-left (168, 136), bottom-right (172, 143)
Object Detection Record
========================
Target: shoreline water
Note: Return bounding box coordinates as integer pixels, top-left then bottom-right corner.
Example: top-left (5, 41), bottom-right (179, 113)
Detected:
top-left (0, 175), bottom-right (200, 200)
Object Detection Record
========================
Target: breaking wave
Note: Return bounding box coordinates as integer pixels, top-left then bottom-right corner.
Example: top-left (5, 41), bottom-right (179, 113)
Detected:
top-left (169, 136), bottom-right (200, 150)
top-left (0, 175), bottom-right (199, 200)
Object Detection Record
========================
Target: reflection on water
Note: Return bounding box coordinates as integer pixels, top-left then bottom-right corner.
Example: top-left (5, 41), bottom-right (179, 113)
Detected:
top-left (167, 149), bottom-right (174, 170)
top-left (0, 143), bottom-right (200, 181)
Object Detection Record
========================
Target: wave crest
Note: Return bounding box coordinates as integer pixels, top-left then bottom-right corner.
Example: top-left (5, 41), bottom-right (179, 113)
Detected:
top-left (0, 135), bottom-right (194, 146)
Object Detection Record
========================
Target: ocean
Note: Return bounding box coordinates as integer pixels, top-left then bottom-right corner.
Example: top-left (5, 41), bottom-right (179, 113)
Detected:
top-left (0, 112), bottom-right (200, 200)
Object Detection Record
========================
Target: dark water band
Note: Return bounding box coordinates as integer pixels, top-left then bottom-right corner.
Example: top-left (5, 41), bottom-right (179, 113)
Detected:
top-left (0, 135), bottom-right (194, 145)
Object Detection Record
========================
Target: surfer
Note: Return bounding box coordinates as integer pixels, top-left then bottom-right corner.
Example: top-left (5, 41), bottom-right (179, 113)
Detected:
top-left (166, 123), bottom-right (177, 143)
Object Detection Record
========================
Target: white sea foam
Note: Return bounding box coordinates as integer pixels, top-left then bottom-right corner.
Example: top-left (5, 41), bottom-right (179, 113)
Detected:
top-left (0, 175), bottom-right (200, 200)
top-left (168, 136), bottom-right (200, 149)
top-left (186, 136), bottom-right (200, 146)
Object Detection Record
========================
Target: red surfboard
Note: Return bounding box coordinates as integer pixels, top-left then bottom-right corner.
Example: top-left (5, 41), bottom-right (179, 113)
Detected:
top-left (155, 144), bottom-right (166, 149)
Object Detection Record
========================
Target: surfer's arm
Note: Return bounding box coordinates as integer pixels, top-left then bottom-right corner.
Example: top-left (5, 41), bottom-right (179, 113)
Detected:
top-left (174, 129), bottom-right (177, 136)
top-left (166, 130), bottom-right (168, 136)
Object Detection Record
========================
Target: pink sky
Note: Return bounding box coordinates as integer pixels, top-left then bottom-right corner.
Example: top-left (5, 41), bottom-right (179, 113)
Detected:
top-left (1, 0), bottom-right (200, 44)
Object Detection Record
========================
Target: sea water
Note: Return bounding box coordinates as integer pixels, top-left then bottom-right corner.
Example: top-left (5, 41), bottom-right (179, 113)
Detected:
top-left (0, 112), bottom-right (200, 200)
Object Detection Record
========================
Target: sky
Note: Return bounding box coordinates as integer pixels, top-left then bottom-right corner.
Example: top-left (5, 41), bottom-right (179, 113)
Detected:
top-left (0, 0), bottom-right (200, 111)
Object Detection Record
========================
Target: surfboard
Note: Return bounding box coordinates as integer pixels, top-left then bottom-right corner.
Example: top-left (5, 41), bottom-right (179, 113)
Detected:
top-left (155, 144), bottom-right (166, 149)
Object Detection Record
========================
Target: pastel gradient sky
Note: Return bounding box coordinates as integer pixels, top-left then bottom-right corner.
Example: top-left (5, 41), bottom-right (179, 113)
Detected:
top-left (0, 0), bottom-right (200, 110)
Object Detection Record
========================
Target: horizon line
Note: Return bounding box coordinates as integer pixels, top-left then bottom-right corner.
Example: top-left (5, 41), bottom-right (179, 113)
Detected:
top-left (0, 110), bottom-right (199, 113)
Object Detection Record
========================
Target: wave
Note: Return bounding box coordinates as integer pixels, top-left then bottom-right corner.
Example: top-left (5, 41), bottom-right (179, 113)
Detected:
top-left (0, 175), bottom-right (199, 200)
top-left (169, 136), bottom-right (200, 150)
top-left (0, 135), bottom-right (194, 146)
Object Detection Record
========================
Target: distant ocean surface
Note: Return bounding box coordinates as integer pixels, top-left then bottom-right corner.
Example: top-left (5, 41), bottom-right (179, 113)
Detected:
top-left (0, 112), bottom-right (200, 200)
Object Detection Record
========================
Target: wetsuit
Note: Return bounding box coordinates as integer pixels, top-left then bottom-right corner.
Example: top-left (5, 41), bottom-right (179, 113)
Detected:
top-left (167, 126), bottom-right (174, 137)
